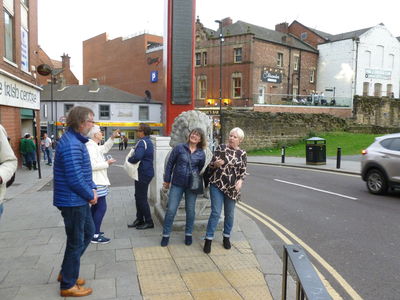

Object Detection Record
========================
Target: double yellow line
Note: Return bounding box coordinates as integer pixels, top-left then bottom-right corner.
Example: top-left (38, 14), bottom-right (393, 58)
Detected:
top-left (237, 202), bottom-right (362, 300)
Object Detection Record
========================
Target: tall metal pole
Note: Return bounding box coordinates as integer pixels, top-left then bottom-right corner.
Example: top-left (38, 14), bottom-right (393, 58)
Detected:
top-left (215, 20), bottom-right (223, 144)
top-left (50, 75), bottom-right (54, 138)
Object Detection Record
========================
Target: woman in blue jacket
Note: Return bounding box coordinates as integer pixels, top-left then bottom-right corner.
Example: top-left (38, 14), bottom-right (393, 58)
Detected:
top-left (127, 123), bottom-right (154, 230)
top-left (161, 128), bottom-right (206, 247)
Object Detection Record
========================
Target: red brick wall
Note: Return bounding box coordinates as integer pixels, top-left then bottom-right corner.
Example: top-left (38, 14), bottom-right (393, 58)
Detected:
top-left (288, 22), bottom-right (327, 48)
top-left (83, 33), bottom-right (165, 101)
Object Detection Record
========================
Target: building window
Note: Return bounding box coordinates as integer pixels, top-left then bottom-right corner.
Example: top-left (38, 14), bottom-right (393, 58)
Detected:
top-left (202, 52), bottom-right (207, 66)
top-left (374, 83), bottom-right (382, 97)
top-left (363, 82), bottom-right (369, 96)
top-left (377, 45), bottom-right (384, 68)
top-left (300, 32), bottom-right (308, 40)
top-left (234, 48), bottom-right (242, 63)
top-left (42, 104), bottom-right (48, 118)
top-left (293, 55), bottom-right (299, 71)
top-left (389, 54), bottom-right (394, 69)
top-left (21, 0), bottom-right (29, 7)
top-left (64, 104), bottom-right (74, 116)
top-left (195, 52), bottom-right (201, 66)
top-left (277, 53), bottom-right (283, 67)
top-left (232, 72), bottom-right (242, 98)
top-left (139, 106), bottom-right (149, 121)
top-left (197, 76), bottom-right (207, 99)
top-left (387, 84), bottom-right (393, 97)
top-left (310, 70), bottom-right (315, 83)
top-left (365, 50), bottom-right (371, 67)
top-left (99, 105), bottom-right (110, 119)
top-left (292, 86), bottom-right (298, 99)
top-left (3, 9), bottom-right (14, 62)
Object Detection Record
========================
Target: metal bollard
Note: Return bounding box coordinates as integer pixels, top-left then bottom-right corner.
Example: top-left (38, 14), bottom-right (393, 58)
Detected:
top-left (336, 147), bottom-right (341, 169)
top-left (281, 146), bottom-right (286, 163)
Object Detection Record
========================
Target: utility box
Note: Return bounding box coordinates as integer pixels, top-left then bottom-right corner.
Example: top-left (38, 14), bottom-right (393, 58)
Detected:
top-left (306, 137), bottom-right (326, 165)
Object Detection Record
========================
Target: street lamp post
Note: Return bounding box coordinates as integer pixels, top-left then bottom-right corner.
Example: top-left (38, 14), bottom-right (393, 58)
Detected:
top-left (37, 64), bottom-right (63, 138)
top-left (215, 20), bottom-right (224, 144)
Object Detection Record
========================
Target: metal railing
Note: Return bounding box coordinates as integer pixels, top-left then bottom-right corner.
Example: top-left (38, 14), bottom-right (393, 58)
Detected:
top-left (282, 244), bottom-right (332, 300)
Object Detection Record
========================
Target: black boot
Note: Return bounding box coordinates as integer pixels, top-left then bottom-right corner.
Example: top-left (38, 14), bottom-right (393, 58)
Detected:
top-left (223, 237), bottom-right (231, 249)
top-left (127, 219), bottom-right (144, 228)
top-left (27, 162), bottom-right (32, 170)
top-left (33, 161), bottom-right (37, 170)
top-left (136, 221), bottom-right (154, 230)
top-left (203, 239), bottom-right (212, 254)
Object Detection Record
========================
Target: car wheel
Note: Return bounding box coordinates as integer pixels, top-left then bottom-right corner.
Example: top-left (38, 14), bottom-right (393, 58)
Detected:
top-left (366, 169), bottom-right (388, 195)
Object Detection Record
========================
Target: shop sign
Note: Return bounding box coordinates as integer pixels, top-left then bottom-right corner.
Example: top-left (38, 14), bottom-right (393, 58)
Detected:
top-left (261, 70), bottom-right (282, 83)
top-left (0, 72), bottom-right (40, 110)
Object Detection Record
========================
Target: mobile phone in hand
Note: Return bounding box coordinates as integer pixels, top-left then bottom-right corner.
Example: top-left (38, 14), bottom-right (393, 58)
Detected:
top-left (106, 155), bottom-right (112, 160)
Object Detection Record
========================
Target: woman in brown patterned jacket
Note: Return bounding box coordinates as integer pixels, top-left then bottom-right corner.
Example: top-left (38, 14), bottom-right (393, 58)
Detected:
top-left (203, 127), bottom-right (247, 254)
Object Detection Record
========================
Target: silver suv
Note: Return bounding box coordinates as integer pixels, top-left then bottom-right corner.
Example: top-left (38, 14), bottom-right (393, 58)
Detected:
top-left (361, 133), bottom-right (400, 194)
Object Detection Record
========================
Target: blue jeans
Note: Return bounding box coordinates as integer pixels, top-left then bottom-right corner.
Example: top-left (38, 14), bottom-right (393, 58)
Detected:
top-left (45, 147), bottom-right (52, 164)
top-left (59, 204), bottom-right (94, 289)
top-left (205, 184), bottom-right (236, 239)
top-left (91, 196), bottom-right (106, 234)
top-left (162, 184), bottom-right (197, 237)
top-left (0, 203), bottom-right (3, 219)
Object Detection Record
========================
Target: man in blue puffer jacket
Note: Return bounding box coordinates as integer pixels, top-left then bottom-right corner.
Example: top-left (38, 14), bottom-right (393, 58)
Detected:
top-left (53, 106), bottom-right (97, 297)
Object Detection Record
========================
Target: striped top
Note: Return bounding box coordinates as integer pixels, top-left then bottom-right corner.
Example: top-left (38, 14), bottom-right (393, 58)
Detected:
top-left (96, 185), bottom-right (109, 197)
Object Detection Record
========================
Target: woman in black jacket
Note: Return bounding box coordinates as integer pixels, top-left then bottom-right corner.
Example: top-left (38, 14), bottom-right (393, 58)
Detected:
top-left (161, 128), bottom-right (206, 247)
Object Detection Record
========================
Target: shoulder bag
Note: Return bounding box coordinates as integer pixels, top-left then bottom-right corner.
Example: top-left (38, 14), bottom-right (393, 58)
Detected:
top-left (187, 151), bottom-right (204, 194)
top-left (123, 139), bottom-right (147, 181)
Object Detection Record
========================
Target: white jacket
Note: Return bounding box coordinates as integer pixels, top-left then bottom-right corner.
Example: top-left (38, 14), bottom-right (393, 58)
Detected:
top-left (0, 125), bottom-right (17, 205)
top-left (86, 137), bottom-right (114, 186)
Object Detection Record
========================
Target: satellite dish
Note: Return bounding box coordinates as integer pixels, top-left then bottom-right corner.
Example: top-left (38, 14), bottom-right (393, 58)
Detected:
top-left (37, 64), bottom-right (52, 76)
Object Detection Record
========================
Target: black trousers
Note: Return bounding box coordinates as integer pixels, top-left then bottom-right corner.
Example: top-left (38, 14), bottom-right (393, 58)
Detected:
top-left (134, 180), bottom-right (152, 222)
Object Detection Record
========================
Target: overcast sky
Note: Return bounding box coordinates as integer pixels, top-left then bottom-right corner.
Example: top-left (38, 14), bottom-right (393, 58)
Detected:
top-left (38, 0), bottom-right (400, 83)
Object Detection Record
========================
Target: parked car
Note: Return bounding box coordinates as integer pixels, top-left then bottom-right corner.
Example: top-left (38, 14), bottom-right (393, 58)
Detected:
top-left (361, 133), bottom-right (400, 194)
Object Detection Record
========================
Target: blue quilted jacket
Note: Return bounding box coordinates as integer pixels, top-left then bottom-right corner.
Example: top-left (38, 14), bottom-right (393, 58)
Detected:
top-left (164, 143), bottom-right (205, 188)
top-left (53, 128), bottom-right (96, 207)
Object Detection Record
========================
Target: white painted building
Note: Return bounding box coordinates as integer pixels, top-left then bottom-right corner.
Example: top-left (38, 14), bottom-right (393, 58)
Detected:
top-left (317, 24), bottom-right (400, 106)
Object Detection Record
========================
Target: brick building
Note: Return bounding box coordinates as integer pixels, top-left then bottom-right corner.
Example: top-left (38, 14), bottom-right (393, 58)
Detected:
top-left (83, 33), bottom-right (164, 102)
top-left (36, 48), bottom-right (79, 86)
top-left (194, 18), bottom-right (319, 114)
top-left (0, 0), bottom-right (41, 163)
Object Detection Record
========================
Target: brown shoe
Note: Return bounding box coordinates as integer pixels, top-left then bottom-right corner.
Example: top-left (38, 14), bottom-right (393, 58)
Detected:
top-left (60, 284), bottom-right (92, 297)
top-left (57, 273), bottom-right (86, 286)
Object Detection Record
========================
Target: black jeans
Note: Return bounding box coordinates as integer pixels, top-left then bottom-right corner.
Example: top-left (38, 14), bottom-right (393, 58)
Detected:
top-left (134, 180), bottom-right (152, 222)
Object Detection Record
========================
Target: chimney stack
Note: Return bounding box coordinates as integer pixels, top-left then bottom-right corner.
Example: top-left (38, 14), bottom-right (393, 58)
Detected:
top-left (89, 78), bottom-right (100, 92)
top-left (61, 53), bottom-right (71, 70)
top-left (275, 22), bottom-right (289, 33)
top-left (221, 17), bottom-right (232, 27)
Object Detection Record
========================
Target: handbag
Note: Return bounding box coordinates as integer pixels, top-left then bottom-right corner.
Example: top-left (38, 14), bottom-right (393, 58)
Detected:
top-left (123, 140), bottom-right (147, 181)
top-left (187, 152), bottom-right (204, 194)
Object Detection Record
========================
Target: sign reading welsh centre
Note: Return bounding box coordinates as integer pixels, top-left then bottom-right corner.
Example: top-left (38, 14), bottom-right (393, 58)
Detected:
top-left (0, 72), bottom-right (40, 110)
top-left (261, 69), bottom-right (282, 83)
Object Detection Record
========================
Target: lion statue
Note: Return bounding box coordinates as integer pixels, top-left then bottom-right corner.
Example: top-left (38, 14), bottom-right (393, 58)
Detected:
top-left (168, 110), bottom-right (214, 173)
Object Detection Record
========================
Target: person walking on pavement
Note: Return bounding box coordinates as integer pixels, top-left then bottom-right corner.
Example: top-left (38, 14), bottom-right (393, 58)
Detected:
top-left (40, 136), bottom-right (47, 161)
top-left (123, 135), bottom-right (128, 150)
top-left (161, 128), bottom-right (206, 247)
top-left (43, 133), bottom-right (53, 166)
top-left (118, 135), bottom-right (124, 150)
top-left (53, 106), bottom-right (97, 297)
top-left (86, 125), bottom-right (120, 244)
top-left (203, 127), bottom-right (247, 254)
top-left (20, 133), bottom-right (37, 170)
top-left (0, 125), bottom-right (17, 220)
top-left (127, 123), bottom-right (155, 230)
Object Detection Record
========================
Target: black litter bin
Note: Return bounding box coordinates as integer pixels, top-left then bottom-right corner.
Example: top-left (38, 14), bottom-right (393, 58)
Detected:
top-left (306, 137), bottom-right (326, 165)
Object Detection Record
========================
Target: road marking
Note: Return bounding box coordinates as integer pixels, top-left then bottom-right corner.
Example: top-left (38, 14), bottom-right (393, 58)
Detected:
top-left (274, 179), bottom-right (358, 200)
top-left (249, 163), bottom-right (360, 177)
top-left (238, 202), bottom-right (362, 300)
